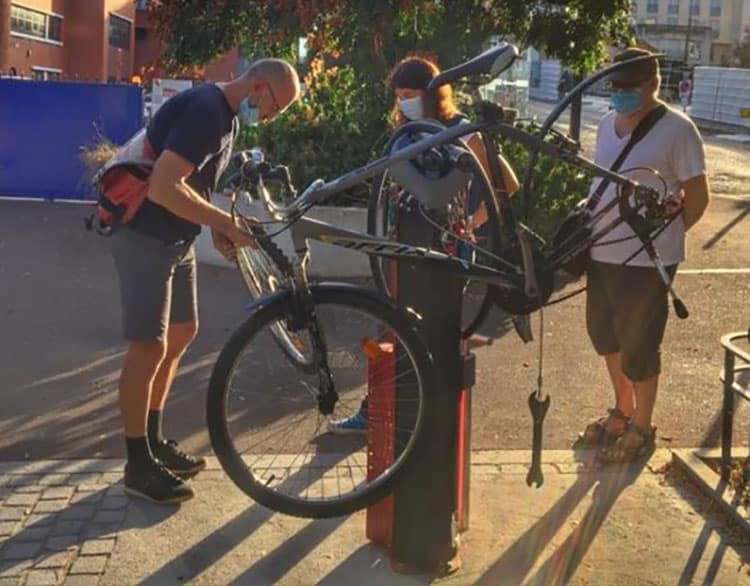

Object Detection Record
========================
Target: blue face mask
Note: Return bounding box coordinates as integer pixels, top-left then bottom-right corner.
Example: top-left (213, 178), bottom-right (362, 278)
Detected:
top-left (610, 88), bottom-right (643, 115)
top-left (238, 98), bottom-right (261, 126)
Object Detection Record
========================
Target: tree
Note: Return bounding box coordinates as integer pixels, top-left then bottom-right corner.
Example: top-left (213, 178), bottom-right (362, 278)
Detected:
top-left (148, 1), bottom-right (634, 208)
top-left (152, 1), bottom-right (634, 76)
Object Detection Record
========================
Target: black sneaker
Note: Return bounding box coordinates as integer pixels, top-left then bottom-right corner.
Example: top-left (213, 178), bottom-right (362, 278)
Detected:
top-left (152, 439), bottom-right (207, 480)
top-left (124, 461), bottom-right (194, 504)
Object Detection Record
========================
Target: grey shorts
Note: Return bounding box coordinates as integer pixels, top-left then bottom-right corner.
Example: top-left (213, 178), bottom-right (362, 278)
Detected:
top-left (586, 261), bottom-right (677, 382)
top-left (111, 228), bottom-right (197, 342)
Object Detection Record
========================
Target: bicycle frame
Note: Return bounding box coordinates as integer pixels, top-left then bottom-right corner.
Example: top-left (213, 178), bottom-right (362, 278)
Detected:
top-left (227, 51), bottom-right (680, 311)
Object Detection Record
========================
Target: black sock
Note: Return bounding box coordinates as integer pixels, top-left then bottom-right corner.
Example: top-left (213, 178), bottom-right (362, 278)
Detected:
top-left (147, 410), bottom-right (164, 447)
top-left (126, 436), bottom-right (152, 469)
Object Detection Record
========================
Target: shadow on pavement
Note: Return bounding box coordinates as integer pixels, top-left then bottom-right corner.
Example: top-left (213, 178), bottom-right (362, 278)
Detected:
top-left (140, 451), bottom-right (351, 585)
top-left (477, 453), bottom-right (649, 585)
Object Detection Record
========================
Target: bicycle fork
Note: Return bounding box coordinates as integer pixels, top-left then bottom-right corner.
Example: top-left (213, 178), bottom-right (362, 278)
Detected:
top-left (285, 260), bottom-right (339, 415)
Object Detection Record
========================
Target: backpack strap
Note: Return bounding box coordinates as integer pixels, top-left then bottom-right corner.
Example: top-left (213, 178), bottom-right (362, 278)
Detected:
top-left (586, 103), bottom-right (668, 211)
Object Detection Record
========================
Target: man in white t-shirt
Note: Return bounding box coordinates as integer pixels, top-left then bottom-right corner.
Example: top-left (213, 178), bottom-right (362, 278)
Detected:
top-left (576, 48), bottom-right (710, 463)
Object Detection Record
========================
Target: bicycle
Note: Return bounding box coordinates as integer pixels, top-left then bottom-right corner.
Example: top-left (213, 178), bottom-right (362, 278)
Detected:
top-left (206, 43), bottom-right (689, 518)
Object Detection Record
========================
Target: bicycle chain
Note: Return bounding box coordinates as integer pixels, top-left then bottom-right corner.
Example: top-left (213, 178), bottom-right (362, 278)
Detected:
top-left (250, 224), bottom-right (295, 276)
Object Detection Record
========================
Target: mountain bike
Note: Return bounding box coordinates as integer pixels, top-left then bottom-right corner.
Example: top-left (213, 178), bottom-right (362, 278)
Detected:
top-left (206, 43), bottom-right (688, 518)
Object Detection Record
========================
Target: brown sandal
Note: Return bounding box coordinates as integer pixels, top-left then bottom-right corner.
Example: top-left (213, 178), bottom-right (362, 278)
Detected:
top-left (573, 407), bottom-right (630, 449)
top-left (598, 421), bottom-right (656, 464)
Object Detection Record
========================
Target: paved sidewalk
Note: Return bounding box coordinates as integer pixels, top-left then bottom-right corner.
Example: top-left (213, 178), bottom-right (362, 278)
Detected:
top-left (1, 450), bottom-right (749, 585)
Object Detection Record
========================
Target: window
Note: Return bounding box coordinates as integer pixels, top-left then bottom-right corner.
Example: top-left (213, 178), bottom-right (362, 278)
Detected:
top-left (135, 27), bottom-right (147, 42)
top-left (668, 0), bottom-right (679, 14)
top-left (647, 0), bottom-right (659, 13)
top-left (690, 0), bottom-right (700, 16)
top-left (710, 0), bottom-right (720, 17)
top-left (10, 5), bottom-right (61, 43)
top-left (47, 15), bottom-right (62, 42)
top-left (32, 68), bottom-right (62, 81)
top-left (108, 14), bottom-right (131, 51)
top-left (711, 20), bottom-right (720, 38)
top-left (136, 0), bottom-right (149, 9)
top-left (667, 16), bottom-right (679, 25)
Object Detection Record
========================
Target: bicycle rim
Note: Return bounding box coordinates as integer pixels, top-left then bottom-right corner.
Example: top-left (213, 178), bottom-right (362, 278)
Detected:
top-left (207, 286), bottom-right (432, 518)
top-left (367, 123), bottom-right (503, 338)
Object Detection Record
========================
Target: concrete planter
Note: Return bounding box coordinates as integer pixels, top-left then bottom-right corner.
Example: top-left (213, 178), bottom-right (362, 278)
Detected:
top-left (195, 195), bottom-right (371, 278)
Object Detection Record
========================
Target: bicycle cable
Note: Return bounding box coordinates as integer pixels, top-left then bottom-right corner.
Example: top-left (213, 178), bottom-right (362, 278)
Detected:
top-left (416, 202), bottom-right (519, 272)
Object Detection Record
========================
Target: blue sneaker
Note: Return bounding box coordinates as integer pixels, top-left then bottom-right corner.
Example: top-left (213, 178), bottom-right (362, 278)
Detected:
top-left (327, 409), bottom-right (368, 435)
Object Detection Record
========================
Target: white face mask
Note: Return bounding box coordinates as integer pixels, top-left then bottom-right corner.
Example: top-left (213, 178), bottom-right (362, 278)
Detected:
top-left (399, 96), bottom-right (424, 120)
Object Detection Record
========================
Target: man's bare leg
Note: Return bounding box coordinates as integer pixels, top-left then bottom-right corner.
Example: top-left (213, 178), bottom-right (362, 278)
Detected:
top-left (146, 321), bottom-right (205, 478)
top-left (119, 341), bottom-right (166, 438)
top-left (602, 352), bottom-right (636, 435)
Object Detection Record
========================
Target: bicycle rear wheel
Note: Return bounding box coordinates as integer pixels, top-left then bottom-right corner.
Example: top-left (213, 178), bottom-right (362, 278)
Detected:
top-left (367, 121), bottom-right (503, 339)
top-left (206, 284), bottom-right (433, 518)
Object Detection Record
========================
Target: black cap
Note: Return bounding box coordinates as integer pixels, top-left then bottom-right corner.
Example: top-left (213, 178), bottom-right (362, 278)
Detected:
top-left (608, 48), bottom-right (660, 85)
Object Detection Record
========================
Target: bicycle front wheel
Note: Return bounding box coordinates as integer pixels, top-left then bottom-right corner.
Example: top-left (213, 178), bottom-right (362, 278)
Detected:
top-left (206, 284), bottom-right (433, 519)
top-left (235, 216), bottom-right (316, 374)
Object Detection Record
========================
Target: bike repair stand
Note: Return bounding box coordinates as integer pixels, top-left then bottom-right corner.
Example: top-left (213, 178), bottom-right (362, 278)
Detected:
top-left (365, 196), bottom-right (474, 576)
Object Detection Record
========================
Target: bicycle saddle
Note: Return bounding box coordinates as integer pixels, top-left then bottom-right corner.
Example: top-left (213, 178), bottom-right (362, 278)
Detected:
top-left (427, 43), bottom-right (519, 91)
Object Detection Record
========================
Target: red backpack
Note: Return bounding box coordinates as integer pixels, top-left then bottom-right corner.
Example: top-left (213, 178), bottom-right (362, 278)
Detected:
top-left (86, 129), bottom-right (157, 233)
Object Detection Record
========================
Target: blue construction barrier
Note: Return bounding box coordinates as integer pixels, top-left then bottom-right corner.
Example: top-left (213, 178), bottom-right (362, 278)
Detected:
top-left (0, 80), bottom-right (143, 200)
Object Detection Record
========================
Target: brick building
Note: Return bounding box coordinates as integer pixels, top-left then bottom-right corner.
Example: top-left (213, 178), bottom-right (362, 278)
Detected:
top-left (0, 0), bottom-right (240, 83)
top-left (0, 0), bottom-right (136, 81)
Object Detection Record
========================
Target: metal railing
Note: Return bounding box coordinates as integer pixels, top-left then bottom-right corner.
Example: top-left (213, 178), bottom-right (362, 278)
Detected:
top-left (720, 331), bottom-right (750, 481)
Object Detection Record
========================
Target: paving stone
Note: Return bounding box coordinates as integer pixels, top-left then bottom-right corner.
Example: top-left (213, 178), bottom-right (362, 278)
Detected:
top-left (96, 474), bottom-right (121, 486)
top-left (76, 462), bottom-right (120, 474)
top-left (24, 569), bottom-right (59, 585)
top-left (32, 501), bottom-right (67, 514)
top-left (4, 477), bottom-right (40, 488)
top-left (35, 476), bottom-right (69, 488)
top-left (66, 475), bottom-right (101, 487)
top-left (0, 542), bottom-right (43, 560)
top-left (501, 464), bottom-right (530, 475)
top-left (16, 527), bottom-right (52, 542)
top-left (59, 506), bottom-right (95, 522)
top-left (472, 464), bottom-right (501, 476)
top-left (69, 494), bottom-right (102, 508)
top-left (82, 525), bottom-right (119, 540)
top-left (0, 577), bottom-right (21, 585)
top-left (51, 521), bottom-right (84, 537)
top-left (554, 461), bottom-right (587, 474)
top-left (0, 510), bottom-right (26, 522)
top-left (32, 552), bottom-right (70, 569)
top-left (0, 559), bottom-right (32, 577)
top-left (99, 497), bottom-right (127, 511)
top-left (104, 485), bottom-right (124, 497)
top-left (63, 576), bottom-right (101, 585)
top-left (8, 487), bottom-right (42, 495)
top-left (23, 515), bottom-right (52, 528)
top-left (199, 470), bottom-right (227, 481)
top-left (91, 511), bottom-right (125, 525)
top-left (71, 486), bottom-right (101, 496)
top-left (79, 539), bottom-right (115, 556)
top-left (2, 495), bottom-right (37, 508)
top-left (0, 523), bottom-right (17, 537)
top-left (44, 536), bottom-right (79, 552)
top-left (40, 488), bottom-right (74, 501)
top-left (69, 556), bottom-right (107, 575)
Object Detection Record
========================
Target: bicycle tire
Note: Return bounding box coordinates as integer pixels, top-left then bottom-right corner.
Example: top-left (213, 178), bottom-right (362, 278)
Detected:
top-left (366, 120), bottom-right (502, 339)
top-left (206, 283), bottom-right (434, 519)
top-left (235, 216), bottom-right (317, 374)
